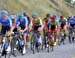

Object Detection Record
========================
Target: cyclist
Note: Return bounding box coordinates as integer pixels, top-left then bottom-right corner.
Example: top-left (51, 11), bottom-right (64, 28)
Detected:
top-left (48, 15), bottom-right (58, 46)
top-left (68, 16), bottom-right (75, 43)
top-left (10, 15), bottom-right (17, 33)
top-left (16, 13), bottom-right (28, 54)
top-left (59, 16), bottom-right (67, 44)
top-left (10, 15), bottom-right (17, 56)
top-left (23, 12), bottom-right (31, 26)
top-left (23, 12), bottom-right (31, 42)
top-left (30, 13), bottom-right (42, 46)
top-left (43, 14), bottom-right (51, 47)
top-left (43, 13), bottom-right (51, 35)
top-left (59, 16), bottom-right (67, 33)
top-left (0, 10), bottom-right (13, 52)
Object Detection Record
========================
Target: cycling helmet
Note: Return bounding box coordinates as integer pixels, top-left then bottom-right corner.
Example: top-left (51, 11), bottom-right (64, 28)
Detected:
top-left (46, 13), bottom-right (50, 17)
top-left (18, 12), bottom-right (24, 19)
top-left (51, 17), bottom-right (55, 21)
top-left (32, 13), bottom-right (38, 18)
top-left (53, 15), bottom-right (56, 17)
top-left (23, 12), bottom-right (27, 16)
top-left (60, 16), bottom-right (64, 19)
top-left (0, 10), bottom-right (8, 15)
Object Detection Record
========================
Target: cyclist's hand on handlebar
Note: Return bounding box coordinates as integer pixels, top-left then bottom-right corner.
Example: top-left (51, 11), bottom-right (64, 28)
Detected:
top-left (20, 30), bottom-right (24, 33)
top-left (38, 27), bottom-right (42, 31)
top-left (6, 31), bottom-right (12, 36)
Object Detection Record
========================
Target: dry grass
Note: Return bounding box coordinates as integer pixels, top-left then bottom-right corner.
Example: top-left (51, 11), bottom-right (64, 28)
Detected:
top-left (0, 0), bottom-right (75, 18)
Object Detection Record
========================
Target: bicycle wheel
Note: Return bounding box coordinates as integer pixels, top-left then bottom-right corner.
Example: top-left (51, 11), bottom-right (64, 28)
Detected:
top-left (50, 45), bottom-right (53, 51)
top-left (32, 42), bottom-right (35, 54)
top-left (32, 36), bottom-right (36, 54)
top-left (47, 44), bottom-right (50, 53)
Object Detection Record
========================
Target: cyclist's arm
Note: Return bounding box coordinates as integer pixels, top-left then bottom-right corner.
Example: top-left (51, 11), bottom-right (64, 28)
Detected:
top-left (0, 18), bottom-right (1, 23)
top-left (11, 19), bottom-right (17, 31)
top-left (56, 21), bottom-right (58, 28)
top-left (40, 19), bottom-right (42, 25)
top-left (23, 17), bottom-right (28, 32)
top-left (9, 18), bottom-right (13, 32)
top-left (64, 20), bottom-right (68, 29)
top-left (48, 20), bottom-right (51, 29)
top-left (40, 19), bottom-right (43, 28)
top-left (29, 19), bottom-right (33, 31)
top-left (58, 20), bottom-right (62, 28)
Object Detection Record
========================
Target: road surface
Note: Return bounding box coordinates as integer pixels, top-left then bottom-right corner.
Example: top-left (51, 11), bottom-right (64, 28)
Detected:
top-left (1, 39), bottom-right (75, 58)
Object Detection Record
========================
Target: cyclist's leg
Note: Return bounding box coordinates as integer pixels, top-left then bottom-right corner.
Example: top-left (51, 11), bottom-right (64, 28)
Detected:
top-left (69, 24), bottom-right (74, 43)
top-left (1, 26), bottom-right (6, 35)
top-left (1, 27), bottom-right (6, 44)
top-left (12, 28), bottom-right (17, 51)
top-left (21, 31), bottom-right (28, 54)
top-left (23, 31), bottom-right (28, 46)
top-left (52, 26), bottom-right (57, 46)
top-left (48, 29), bottom-right (52, 45)
top-left (1, 26), bottom-right (11, 43)
top-left (38, 31), bottom-right (42, 46)
top-left (69, 27), bottom-right (71, 43)
top-left (2, 26), bottom-right (11, 54)
top-left (51, 25), bottom-right (57, 42)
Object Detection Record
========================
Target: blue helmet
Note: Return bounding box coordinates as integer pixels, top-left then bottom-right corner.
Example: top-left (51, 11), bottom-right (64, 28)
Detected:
top-left (74, 16), bottom-right (75, 18)
top-left (18, 12), bottom-right (24, 19)
top-left (32, 13), bottom-right (38, 18)
top-left (19, 14), bottom-right (24, 18)
top-left (0, 10), bottom-right (8, 15)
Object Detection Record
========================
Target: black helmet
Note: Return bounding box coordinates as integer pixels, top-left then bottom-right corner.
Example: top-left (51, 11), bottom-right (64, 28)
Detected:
top-left (46, 13), bottom-right (50, 17)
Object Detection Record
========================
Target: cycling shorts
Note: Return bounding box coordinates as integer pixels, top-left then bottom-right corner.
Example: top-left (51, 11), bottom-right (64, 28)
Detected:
top-left (1, 26), bottom-right (10, 35)
top-left (48, 25), bottom-right (57, 32)
top-left (51, 25), bottom-right (56, 31)
top-left (70, 24), bottom-right (75, 28)
top-left (69, 24), bottom-right (75, 30)
top-left (60, 24), bottom-right (65, 29)
top-left (32, 24), bottom-right (41, 31)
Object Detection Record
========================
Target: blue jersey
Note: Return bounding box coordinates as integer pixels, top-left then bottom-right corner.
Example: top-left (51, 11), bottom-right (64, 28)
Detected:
top-left (0, 16), bottom-right (12, 27)
top-left (56, 17), bottom-right (60, 23)
top-left (17, 16), bottom-right (28, 29)
top-left (68, 18), bottom-right (75, 24)
top-left (48, 19), bottom-right (51, 24)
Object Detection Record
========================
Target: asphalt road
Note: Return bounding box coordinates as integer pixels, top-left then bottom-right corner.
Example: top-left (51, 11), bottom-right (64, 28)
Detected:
top-left (1, 39), bottom-right (75, 58)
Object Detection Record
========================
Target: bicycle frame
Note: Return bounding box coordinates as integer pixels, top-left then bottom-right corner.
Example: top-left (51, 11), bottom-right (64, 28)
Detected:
top-left (69, 29), bottom-right (75, 43)
top-left (47, 31), bottom-right (55, 52)
top-left (31, 30), bottom-right (41, 54)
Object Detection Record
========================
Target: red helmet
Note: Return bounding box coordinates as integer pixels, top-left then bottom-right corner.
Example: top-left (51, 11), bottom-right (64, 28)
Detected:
top-left (60, 16), bottom-right (64, 19)
top-left (51, 17), bottom-right (55, 21)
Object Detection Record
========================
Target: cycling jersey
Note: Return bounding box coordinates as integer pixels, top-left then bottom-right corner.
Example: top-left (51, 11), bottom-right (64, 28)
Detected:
top-left (44, 18), bottom-right (51, 28)
top-left (0, 16), bottom-right (12, 27)
top-left (32, 18), bottom-right (42, 24)
top-left (17, 17), bottom-right (28, 30)
top-left (11, 18), bottom-right (17, 32)
top-left (68, 17), bottom-right (75, 29)
top-left (48, 19), bottom-right (58, 32)
top-left (48, 20), bottom-right (57, 29)
top-left (51, 21), bottom-right (57, 31)
top-left (56, 17), bottom-right (60, 23)
top-left (31, 18), bottom-right (42, 30)
top-left (59, 18), bottom-right (67, 29)
top-left (64, 17), bottom-right (67, 22)
top-left (51, 21), bottom-right (57, 25)
top-left (68, 18), bottom-right (75, 24)
top-left (0, 16), bottom-right (12, 34)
